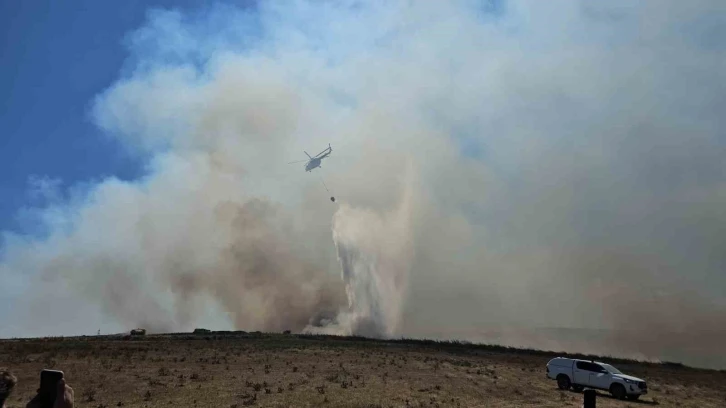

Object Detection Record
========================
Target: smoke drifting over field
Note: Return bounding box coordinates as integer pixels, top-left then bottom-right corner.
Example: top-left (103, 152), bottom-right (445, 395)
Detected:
top-left (314, 162), bottom-right (416, 338)
top-left (2, 1), bottom-right (726, 368)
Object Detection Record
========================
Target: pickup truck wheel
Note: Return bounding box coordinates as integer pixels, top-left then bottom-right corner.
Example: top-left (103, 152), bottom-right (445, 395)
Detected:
top-left (572, 385), bottom-right (584, 392)
top-left (556, 375), bottom-right (571, 390)
top-left (610, 383), bottom-right (626, 399)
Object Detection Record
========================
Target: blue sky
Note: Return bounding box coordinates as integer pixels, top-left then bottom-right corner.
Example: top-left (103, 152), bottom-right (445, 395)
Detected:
top-left (0, 0), bottom-right (237, 233)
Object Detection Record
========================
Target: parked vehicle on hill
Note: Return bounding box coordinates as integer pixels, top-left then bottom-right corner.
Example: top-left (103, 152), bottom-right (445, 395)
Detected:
top-left (546, 357), bottom-right (647, 400)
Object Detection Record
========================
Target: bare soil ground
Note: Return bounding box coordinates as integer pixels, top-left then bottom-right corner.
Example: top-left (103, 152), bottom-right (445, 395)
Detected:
top-left (2, 332), bottom-right (725, 407)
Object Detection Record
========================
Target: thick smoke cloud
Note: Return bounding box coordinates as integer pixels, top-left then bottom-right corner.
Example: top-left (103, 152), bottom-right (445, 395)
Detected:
top-left (316, 161), bottom-right (417, 338)
top-left (1, 0), bottom-right (726, 368)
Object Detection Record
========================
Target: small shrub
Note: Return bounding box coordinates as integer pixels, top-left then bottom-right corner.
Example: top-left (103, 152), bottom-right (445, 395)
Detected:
top-left (82, 389), bottom-right (97, 402)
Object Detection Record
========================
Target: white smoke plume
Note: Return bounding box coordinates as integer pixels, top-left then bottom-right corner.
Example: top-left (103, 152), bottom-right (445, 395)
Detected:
top-left (311, 161), bottom-right (416, 337)
top-left (1, 0), bottom-right (726, 368)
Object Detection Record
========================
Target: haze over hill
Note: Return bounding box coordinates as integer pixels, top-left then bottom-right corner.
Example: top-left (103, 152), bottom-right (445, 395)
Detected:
top-left (1, 1), bottom-right (725, 369)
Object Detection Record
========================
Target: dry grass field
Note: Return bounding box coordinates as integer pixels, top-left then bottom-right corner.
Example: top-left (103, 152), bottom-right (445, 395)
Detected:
top-left (2, 332), bottom-right (725, 407)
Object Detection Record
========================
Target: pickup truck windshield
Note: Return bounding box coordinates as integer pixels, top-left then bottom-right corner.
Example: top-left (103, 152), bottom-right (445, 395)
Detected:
top-left (600, 364), bottom-right (622, 374)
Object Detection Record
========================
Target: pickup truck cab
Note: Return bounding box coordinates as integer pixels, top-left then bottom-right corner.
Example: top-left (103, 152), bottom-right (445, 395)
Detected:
top-left (546, 357), bottom-right (647, 400)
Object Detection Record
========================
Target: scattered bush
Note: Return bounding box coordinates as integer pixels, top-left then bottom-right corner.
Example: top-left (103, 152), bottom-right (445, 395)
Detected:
top-left (82, 389), bottom-right (96, 402)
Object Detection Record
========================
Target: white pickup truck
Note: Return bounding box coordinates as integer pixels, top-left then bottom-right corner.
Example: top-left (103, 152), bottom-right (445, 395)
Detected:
top-left (546, 357), bottom-right (648, 400)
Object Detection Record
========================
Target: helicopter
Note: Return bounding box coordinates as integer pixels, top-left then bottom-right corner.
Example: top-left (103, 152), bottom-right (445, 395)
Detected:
top-left (288, 143), bottom-right (332, 172)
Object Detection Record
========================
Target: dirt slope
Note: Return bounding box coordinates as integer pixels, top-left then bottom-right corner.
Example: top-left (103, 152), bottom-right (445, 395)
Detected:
top-left (2, 333), bottom-right (725, 407)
